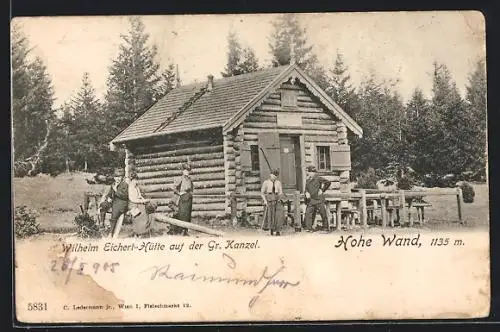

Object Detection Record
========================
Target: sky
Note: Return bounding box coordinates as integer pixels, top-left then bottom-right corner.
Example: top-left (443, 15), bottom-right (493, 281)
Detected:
top-left (13, 11), bottom-right (486, 108)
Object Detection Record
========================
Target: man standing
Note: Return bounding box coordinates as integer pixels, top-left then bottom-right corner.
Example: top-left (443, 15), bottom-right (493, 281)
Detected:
top-left (99, 168), bottom-right (129, 236)
top-left (260, 169), bottom-right (285, 236)
top-left (171, 163), bottom-right (194, 236)
top-left (304, 165), bottom-right (331, 232)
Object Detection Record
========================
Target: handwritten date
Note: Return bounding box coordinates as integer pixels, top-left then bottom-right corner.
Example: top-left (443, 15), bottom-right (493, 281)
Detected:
top-left (50, 255), bottom-right (119, 284)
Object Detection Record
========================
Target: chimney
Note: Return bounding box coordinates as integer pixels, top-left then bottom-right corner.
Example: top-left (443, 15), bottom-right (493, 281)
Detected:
top-left (207, 75), bottom-right (214, 92)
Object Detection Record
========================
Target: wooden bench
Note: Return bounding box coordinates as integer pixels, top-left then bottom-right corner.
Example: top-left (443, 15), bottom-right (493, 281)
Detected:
top-left (411, 202), bottom-right (432, 224)
top-left (326, 202), bottom-right (359, 230)
top-left (386, 203), bottom-right (402, 227)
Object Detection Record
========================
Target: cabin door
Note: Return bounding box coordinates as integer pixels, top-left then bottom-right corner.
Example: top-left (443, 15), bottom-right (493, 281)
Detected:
top-left (279, 135), bottom-right (302, 192)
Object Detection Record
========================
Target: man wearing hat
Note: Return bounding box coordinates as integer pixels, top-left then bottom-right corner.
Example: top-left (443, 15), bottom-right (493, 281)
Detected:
top-left (260, 169), bottom-right (285, 236)
top-left (99, 168), bottom-right (129, 235)
top-left (170, 163), bottom-right (194, 236)
top-left (304, 165), bottom-right (331, 232)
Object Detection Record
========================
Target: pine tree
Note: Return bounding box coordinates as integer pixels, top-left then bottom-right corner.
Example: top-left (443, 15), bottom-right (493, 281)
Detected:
top-left (104, 16), bottom-right (163, 135)
top-left (240, 47), bottom-right (260, 73)
top-left (405, 88), bottom-right (432, 173)
top-left (157, 63), bottom-right (178, 98)
top-left (222, 31), bottom-right (242, 77)
top-left (429, 62), bottom-right (471, 174)
top-left (11, 22), bottom-right (55, 175)
top-left (71, 72), bottom-right (105, 171)
top-left (326, 51), bottom-right (358, 117)
top-left (268, 14), bottom-right (327, 89)
top-left (11, 22), bottom-right (32, 162)
top-left (465, 59), bottom-right (487, 177)
top-left (353, 73), bottom-right (404, 175)
top-left (39, 102), bottom-right (74, 175)
top-left (221, 31), bottom-right (260, 77)
top-left (268, 14), bottom-right (314, 67)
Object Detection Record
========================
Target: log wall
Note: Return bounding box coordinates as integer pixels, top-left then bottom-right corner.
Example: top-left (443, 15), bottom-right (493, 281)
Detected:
top-left (123, 80), bottom-right (353, 220)
top-left (238, 81), bottom-right (350, 215)
top-left (128, 131), bottom-right (227, 218)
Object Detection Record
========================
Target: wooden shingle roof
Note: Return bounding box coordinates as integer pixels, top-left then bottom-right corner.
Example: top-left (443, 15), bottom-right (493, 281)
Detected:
top-left (111, 63), bottom-right (363, 145)
top-left (112, 65), bottom-right (289, 143)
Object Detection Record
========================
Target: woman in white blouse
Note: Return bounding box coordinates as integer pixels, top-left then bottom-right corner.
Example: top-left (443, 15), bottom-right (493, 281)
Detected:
top-left (128, 171), bottom-right (151, 237)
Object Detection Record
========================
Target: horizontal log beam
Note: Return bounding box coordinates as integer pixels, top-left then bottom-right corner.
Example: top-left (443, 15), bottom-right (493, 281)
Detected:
top-left (139, 172), bottom-right (225, 186)
top-left (303, 118), bottom-right (337, 126)
top-left (136, 159), bottom-right (224, 172)
top-left (133, 139), bottom-right (220, 154)
top-left (245, 183), bottom-right (261, 191)
top-left (151, 197), bottom-right (226, 206)
top-left (135, 145), bottom-right (223, 159)
top-left (245, 176), bottom-right (260, 184)
top-left (145, 192), bottom-right (227, 199)
top-left (155, 214), bottom-right (225, 237)
top-left (259, 99), bottom-right (322, 109)
top-left (135, 152), bottom-right (224, 166)
top-left (243, 122), bottom-right (336, 131)
top-left (246, 206), bottom-right (265, 214)
top-left (140, 179), bottom-right (225, 193)
top-left (305, 135), bottom-right (339, 143)
top-left (244, 128), bottom-right (338, 137)
top-left (252, 109), bottom-right (331, 120)
top-left (138, 166), bottom-right (225, 180)
top-left (193, 179), bottom-right (226, 189)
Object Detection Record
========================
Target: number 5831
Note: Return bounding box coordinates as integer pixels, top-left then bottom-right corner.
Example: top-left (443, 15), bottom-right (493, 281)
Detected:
top-left (27, 302), bottom-right (47, 311)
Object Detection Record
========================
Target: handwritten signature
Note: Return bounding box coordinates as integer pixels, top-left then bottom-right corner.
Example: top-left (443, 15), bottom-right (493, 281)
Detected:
top-left (140, 253), bottom-right (301, 308)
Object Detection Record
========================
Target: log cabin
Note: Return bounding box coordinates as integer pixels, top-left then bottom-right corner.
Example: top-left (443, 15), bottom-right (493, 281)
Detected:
top-left (110, 63), bottom-right (363, 219)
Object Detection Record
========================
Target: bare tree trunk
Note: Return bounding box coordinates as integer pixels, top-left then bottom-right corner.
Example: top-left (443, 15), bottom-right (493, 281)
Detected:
top-left (26, 119), bottom-right (51, 176)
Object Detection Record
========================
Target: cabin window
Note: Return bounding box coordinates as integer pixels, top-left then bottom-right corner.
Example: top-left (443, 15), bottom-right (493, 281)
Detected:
top-left (250, 145), bottom-right (260, 171)
top-left (281, 90), bottom-right (297, 107)
top-left (316, 146), bottom-right (331, 171)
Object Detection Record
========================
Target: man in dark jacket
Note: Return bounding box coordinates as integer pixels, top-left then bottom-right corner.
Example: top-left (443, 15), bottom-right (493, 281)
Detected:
top-left (304, 165), bottom-right (331, 232)
top-left (99, 168), bottom-right (129, 236)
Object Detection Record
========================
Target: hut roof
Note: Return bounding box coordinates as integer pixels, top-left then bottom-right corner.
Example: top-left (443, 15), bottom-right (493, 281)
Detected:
top-left (111, 64), bottom-right (362, 145)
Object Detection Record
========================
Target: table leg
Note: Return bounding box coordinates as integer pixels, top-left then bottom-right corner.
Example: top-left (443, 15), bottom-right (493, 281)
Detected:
top-left (381, 198), bottom-right (387, 228)
top-left (336, 202), bottom-right (342, 231)
top-left (408, 200), bottom-right (414, 227)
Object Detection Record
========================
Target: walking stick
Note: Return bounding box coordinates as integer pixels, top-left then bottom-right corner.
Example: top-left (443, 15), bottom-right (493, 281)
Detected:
top-left (260, 206), bottom-right (268, 229)
top-left (258, 147), bottom-right (275, 231)
top-left (111, 214), bottom-right (125, 238)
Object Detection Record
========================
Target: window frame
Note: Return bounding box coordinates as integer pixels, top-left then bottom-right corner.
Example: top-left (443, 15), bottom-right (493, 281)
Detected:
top-left (315, 145), bottom-right (331, 171)
top-left (281, 90), bottom-right (298, 107)
top-left (250, 144), bottom-right (260, 172)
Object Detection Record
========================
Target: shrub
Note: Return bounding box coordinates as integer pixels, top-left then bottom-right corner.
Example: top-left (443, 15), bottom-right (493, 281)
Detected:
top-left (13, 162), bottom-right (30, 177)
top-left (74, 212), bottom-right (102, 239)
top-left (15, 206), bottom-right (41, 239)
top-left (458, 181), bottom-right (475, 203)
top-left (355, 168), bottom-right (379, 189)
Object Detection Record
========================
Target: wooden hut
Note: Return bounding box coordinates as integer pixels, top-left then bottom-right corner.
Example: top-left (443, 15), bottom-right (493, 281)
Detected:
top-left (110, 63), bottom-right (363, 219)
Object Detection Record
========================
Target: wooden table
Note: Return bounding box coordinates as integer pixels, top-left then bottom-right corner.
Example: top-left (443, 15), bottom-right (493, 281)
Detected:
top-left (325, 197), bottom-right (362, 230)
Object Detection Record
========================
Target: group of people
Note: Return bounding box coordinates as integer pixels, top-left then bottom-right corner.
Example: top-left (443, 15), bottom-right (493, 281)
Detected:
top-left (100, 161), bottom-right (331, 238)
top-left (260, 165), bottom-right (332, 236)
top-left (99, 163), bottom-right (193, 238)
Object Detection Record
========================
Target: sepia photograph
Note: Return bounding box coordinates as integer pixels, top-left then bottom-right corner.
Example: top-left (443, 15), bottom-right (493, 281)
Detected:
top-left (12, 11), bottom-right (489, 324)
